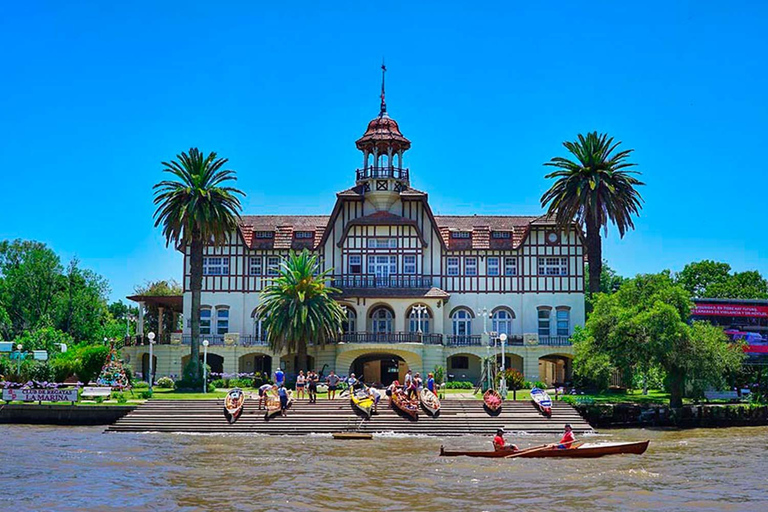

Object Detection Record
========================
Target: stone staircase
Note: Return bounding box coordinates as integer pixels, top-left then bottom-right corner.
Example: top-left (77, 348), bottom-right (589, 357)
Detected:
top-left (106, 398), bottom-right (593, 435)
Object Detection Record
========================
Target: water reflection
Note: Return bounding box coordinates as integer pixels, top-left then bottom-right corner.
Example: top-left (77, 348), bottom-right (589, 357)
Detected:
top-left (1, 426), bottom-right (766, 511)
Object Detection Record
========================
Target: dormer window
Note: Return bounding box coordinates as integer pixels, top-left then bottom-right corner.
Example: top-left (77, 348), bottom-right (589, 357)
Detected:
top-left (367, 238), bottom-right (397, 249)
top-left (451, 231), bottom-right (471, 239)
top-left (295, 231), bottom-right (313, 239)
top-left (492, 231), bottom-right (511, 239)
top-left (255, 231), bottom-right (274, 239)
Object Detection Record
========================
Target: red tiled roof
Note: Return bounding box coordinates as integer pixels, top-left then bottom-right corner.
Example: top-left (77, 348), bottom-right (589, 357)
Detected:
top-left (355, 113), bottom-right (411, 152)
top-left (238, 215), bottom-right (330, 249)
top-left (434, 215), bottom-right (539, 249)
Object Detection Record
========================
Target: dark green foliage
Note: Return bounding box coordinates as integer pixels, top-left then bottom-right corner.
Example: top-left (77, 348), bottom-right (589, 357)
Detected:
top-left (499, 369), bottom-right (525, 390)
top-left (79, 345), bottom-right (110, 385)
top-left (156, 376), bottom-right (174, 388)
top-left (445, 381), bottom-right (474, 389)
top-left (433, 366), bottom-right (445, 385)
top-left (173, 360), bottom-right (204, 390)
top-left (132, 279), bottom-right (183, 335)
top-left (676, 260), bottom-right (768, 299)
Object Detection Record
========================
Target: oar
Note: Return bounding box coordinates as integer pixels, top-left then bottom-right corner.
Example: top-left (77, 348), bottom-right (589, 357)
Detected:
top-left (504, 444), bottom-right (553, 458)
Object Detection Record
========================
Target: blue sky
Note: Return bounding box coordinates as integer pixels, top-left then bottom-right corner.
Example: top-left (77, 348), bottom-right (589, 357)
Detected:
top-left (1, 2), bottom-right (766, 302)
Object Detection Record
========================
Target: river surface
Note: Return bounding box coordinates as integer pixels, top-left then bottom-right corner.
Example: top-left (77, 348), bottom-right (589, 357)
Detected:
top-left (1, 426), bottom-right (766, 512)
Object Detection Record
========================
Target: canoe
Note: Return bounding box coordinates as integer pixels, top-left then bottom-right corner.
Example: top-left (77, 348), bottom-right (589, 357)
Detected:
top-left (223, 388), bottom-right (245, 424)
top-left (351, 388), bottom-right (374, 418)
top-left (530, 387), bottom-right (552, 417)
top-left (483, 389), bottom-right (502, 414)
top-left (264, 390), bottom-right (282, 419)
top-left (390, 389), bottom-right (419, 419)
top-left (419, 388), bottom-right (441, 416)
top-left (439, 440), bottom-right (650, 459)
top-left (332, 432), bottom-right (373, 440)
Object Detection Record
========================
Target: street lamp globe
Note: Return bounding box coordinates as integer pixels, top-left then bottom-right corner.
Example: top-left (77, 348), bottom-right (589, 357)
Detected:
top-left (202, 339), bottom-right (209, 347)
top-left (147, 332), bottom-right (156, 343)
top-left (16, 343), bottom-right (22, 351)
top-left (499, 333), bottom-right (507, 342)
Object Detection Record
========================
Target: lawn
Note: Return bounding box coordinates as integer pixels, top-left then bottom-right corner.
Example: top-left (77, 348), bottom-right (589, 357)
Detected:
top-left (559, 389), bottom-right (671, 405)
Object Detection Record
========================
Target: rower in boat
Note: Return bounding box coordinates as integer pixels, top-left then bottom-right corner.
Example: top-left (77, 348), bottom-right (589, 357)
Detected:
top-left (492, 428), bottom-right (519, 453)
top-left (556, 423), bottom-right (576, 449)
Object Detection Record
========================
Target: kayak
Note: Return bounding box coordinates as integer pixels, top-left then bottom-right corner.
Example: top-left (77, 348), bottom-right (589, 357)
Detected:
top-left (390, 389), bottom-right (419, 419)
top-left (223, 388), bottom-right (245, 424)
top-left (439, 440), bottom-right (650, 459)
top-left (419, 388), bottom-right (441, 416)
top-left (483, 389), bottom-right (502, 414)
top-left (351, 388), bottom-right (374, 418)
top-left (530, 387), bottom-right (552, 417)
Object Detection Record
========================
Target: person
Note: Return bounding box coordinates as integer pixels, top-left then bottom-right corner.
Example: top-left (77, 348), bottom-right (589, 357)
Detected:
top-left (296, 370), bottom-right (306, 400)
top-left (557, 424), bottom-right (576, 449)
top-left (326, 370), bottom-right (340, 400)
top-left (426, 373), bottom-right (435, 393)
top-left (278, 385), bottom-right (289, 416)
top-left (404, 370), bottom-right (413, 392)
top-left (386, 380), bottom-right (400, 397)
top-left (307, 369), bottom-right (318, 403)
top-left (406, 373), bottom-right (418, 399)
top-left (274, 367), bottom-right (285, 388)
top-left (493, 428), bottom-right (518, 452)
top-left (414, 372), bottom-right (423, 391)
top-left (368, 387), bottom-right (381, 413)
top-left (346, 373), bottom-right (358, 392)
top-left (257, 382), bottom-right (273, 410)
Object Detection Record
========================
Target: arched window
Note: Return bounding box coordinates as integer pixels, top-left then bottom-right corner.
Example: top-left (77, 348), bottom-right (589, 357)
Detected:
top-left (408, 305), bottom-right (431, 334)
top-left (370, 307), bottom-right (394, 334)
top-left (342, 307), bottom-right (357, 334)
top-left (452, 309), bottom-right (473, 336)
top-left (492, 309), bottom-right (514, 336)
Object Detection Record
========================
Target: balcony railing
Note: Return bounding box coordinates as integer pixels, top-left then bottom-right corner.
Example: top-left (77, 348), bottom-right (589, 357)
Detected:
top-left (445, 335), bottom-right (483, 346)
top-left (240, 335), bottom-right (269, 347)
top-left (539, 336), bottom-right (572, 346)
top-left (356, 167), bottom-right (409, 182)
top-left (332, 275), bottom-right (433, 289)
top-left (336, 332), bottom-right (443, 345)
top-left (123, 333), bottom-right (173, 346)
top-left (181, 335), bottom-right (227, 346)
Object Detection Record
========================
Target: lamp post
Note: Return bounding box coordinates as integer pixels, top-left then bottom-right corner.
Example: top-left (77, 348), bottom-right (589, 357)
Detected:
top-left (499, 333), bottom-right (508, 399)
top-left (413, 304), bottom-right (427, 341)
top-left (202, 339), bottom-right (209, 394)
top-left (16, 343), bottom-right (23, 377)
top-left (147, 332), bottom-right (156, 390)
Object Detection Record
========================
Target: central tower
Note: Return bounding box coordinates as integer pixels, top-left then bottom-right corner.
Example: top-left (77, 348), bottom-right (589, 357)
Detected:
top-left (354, 64), bottom-right (412, 211)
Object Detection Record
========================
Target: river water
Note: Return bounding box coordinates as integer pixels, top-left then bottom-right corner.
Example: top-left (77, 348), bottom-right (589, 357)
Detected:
top-left (1, 426), bottom-right (766, 512)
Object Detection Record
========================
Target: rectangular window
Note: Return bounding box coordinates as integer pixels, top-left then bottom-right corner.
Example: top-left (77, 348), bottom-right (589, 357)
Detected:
top-left (465, 257), bottom-right (478, 276)
top-left (367, 238), bottom-right (397, 249)
top-left (249, 256), bottom-right (262, 275)
top-left (556, 309), bottom-right (570, 336)
top-left (203, 257), bottom-right (229, 276)
top-left (492, 231), bottom-right (511, 239)
top-left (216, 308), bottom-right (229, 335)
top-left (504, 257), bottom-right (517, 276)
top-left (255, 231), bottom-right (274, 239)
top-left (538, 309), bottom-right (551, 337)
top-left (447, 257), bottom-right (460, 276)
top-left (538, 257), bottom-right (568, 276)
top-left (487, 257), bottom-right (500, 276)
top-left (348, 255), bottom-right (362, 274)
top-left (295, 231), bottom-right (313, 239)
top-left (451, 356), bottom-right (469, 369)
top-left (451, 231), bottom-right (471, 239)
top-left (403, 255), bottom-right (417, 274)
top-left (200, 309), bottom-right (212, 335)
top-left (266, 256), bottom-right (280, 276)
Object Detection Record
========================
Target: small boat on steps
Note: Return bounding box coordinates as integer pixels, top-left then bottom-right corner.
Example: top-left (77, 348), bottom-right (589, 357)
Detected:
top-left (439, 440), bottom-right (650, 459)
top-left (223, 388), bottom-right (245, 424)
top-left (351, 388), bottom-right (374, 418)
top-left (390, 389), bottom-right (419, 419)
top-left (530, 387), bottom-right (552, 417)
top-left (483, 389), bottom-right (502, 414)
top-left (264, 390), bottom-right (282, 419)
top-left (419, 388), bottom-right (441, 416)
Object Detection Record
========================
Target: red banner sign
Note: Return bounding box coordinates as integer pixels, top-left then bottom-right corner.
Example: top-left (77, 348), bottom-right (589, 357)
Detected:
top-left (692, 303), bottom-right (768, 318)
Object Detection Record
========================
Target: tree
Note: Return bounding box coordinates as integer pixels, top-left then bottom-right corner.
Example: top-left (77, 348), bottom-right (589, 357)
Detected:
top-left (54, 258), bottom-right (110, 343)
top-left (257, 250), bottom-right (345, 374)
top-left (153, 148), bottom-right (244, 385)
top-left (676, 260), bottom-right (768, 299)
top-left (133, 279), bottom-right (183, 336)
top-left (541, 132), bottom-right (644, 296)
top-left (705, 270), bottom-right (768, 300)
top-left (586, 272), bottom-right (745, 407)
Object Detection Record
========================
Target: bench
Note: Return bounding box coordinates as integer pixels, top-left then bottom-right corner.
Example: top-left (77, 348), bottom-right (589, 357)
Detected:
top-left (81, 387), bottom-right (113, 399)
top-left (703, 390), bottom-right (747, 402)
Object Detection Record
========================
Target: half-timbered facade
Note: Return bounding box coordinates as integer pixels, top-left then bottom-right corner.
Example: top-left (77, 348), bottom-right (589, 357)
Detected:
top-left (125, 89), bottom-right (585, 387)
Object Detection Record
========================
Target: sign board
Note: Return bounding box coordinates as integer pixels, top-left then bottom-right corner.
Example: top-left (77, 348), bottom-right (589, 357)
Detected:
top-left (692, 303), bottom-right (768, 318)
top-left (0, 342), bottom-right (12, 353)
top-left (33, 350), bottom-right (48, 361)
top-left (2, 388), bottom-right (79, 402)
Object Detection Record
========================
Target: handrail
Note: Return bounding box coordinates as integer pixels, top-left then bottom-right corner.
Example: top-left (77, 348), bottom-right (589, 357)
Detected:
top-left (445, 335), bottom-right (483, 346)
top-left (332, 275), bottom-right (433, 289)
top-left (356, 167), bottom-right (410, 181)
top-left (539, 336), bottom-right (572, 346)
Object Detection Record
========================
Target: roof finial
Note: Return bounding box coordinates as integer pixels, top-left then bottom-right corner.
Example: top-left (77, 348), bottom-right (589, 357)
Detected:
top-left (380, 59), bottom-right (387, 115)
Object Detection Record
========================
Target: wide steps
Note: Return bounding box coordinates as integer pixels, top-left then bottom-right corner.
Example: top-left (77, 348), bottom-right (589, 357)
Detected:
top-left (107, 398), bottom-right (593, 435)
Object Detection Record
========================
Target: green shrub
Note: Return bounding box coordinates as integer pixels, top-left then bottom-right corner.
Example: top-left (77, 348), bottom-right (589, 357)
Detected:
top-left (433, 366), bottom-right (445, 385)
top-left (94, 396), bottom-right (104, 404)
top-left (211, 379), bottom-right (227, 389)
top-left (174, 360), bottom-right (202, 390)
top-left (156, 377), bottom-right (174, 388)
top-left (499, 369), bottom-right (526, 390)
top-left (231, 378), bottom-right (253, 389)
top-left (253, 372), bottom-right (271, 387)
top-left (138, 390), bottom-right (153, 399)
top-left (533, 381), bottom-right (547, 389)
top-left (133, 381), bottom-right (149, 390)
top-left (112, 391), bottom-right (127, 404)
top-left (79, 345), bottom-right (110, 385)
top-left (445, 381), bottom-right (474, 389)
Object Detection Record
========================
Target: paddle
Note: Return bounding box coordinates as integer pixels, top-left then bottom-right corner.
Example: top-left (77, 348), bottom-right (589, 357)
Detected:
top-left (504, 443), bottom-right (553, 458)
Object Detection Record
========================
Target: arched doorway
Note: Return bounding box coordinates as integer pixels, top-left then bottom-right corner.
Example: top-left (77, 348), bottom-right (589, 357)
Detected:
top-left (181, 353), bottom-right (224, 376)
top-left (350, 353), bottom-right (407, 386)
top-left (539, 354), bottom-right (573, 386)
top-left (446, 353), bottom-right (482, 383)
top-left (495, 353), bottom-right (524, 374)
top-left (141, 353), bottom-right (157, 383)
top-left (239, 353), bottom-right (272, 376)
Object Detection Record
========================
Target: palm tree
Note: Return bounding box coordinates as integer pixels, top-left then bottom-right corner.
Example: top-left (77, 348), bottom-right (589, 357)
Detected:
top-left (153, 148), bottom-right (244, 384)
top-left (541, 132), bottom-right (644, 296)
top-left (257, 250), bottom-right (345, 374)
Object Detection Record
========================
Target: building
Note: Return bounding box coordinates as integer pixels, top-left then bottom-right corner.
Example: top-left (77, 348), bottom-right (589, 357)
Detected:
top-left (123, 80), bottom-right (586, 386)
top-left (692, 298), bottom-right (768, 364)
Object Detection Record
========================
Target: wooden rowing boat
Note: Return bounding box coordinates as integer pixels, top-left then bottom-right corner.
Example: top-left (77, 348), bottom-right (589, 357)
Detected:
top-left (530, 387), bottom-right (552, 417)
top-left (390, 389), bottom-right (419, 419)
top-left (264, 390), bottom-right (282, 419)
top-left (351, 388), bottom-right (374, 418)
top-left (223, 388), bottom-right (245, 424)
top-left (439, 440), bottom-right (650, 459)
top-left (483, 389), bottom-right (502, 414)
top-left (419, 388), bottom-right (441, 416)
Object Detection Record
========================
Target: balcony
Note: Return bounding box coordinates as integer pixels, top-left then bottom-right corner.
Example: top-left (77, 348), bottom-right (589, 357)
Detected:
top-left (445, 335), bottom-right (483, 346)
top-left (356, 167), bottom-right (409, 182)
top-left (332, 275), bottom-right (434, 289)
top-left (539, 336), bottom-right (572, 346)
top-left (336, 332), bottom-right (443, 345)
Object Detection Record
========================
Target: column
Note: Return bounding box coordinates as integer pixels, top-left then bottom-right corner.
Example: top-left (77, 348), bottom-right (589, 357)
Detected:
top-left (158, 306), bottom-right (165, 337)
top-left (138, 302), bottom-right (145, 335)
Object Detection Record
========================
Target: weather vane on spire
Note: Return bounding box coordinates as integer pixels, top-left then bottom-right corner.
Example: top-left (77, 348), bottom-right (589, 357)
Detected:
top-left (380, 59), bottom-right (387, 114)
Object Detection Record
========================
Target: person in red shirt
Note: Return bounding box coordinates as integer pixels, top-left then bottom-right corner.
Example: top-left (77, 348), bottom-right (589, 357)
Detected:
top-left (557, 424), bottom-right (576, 449)
top-left (492, 428), bottom-right (518, 452)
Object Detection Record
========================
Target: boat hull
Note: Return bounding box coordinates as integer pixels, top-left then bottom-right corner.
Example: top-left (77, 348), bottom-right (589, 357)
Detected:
top-left (483, 389), bottom-right (502, 414)
top-left (351, 393), bottom-right (374, 419)
top-left (530, 388), bottom-right (552, 417)
top-left (419, 389), bottom-right (441, 416)
top-left (223, 388), bottom-right (245, 424)
top-left (440, 440), bottom-right (650, 459)
top-left (390, 391), bottom-right (419, 420)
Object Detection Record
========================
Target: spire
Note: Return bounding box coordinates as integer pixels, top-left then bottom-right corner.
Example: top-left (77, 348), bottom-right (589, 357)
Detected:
top-left (380, 59), bottom-right (387, 115)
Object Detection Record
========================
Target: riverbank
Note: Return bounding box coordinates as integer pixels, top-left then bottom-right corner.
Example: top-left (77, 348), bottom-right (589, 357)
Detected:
top-left (0, 403), bottom-right (135, 425)
top-left (575, 402), bottom-right (768, 428)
